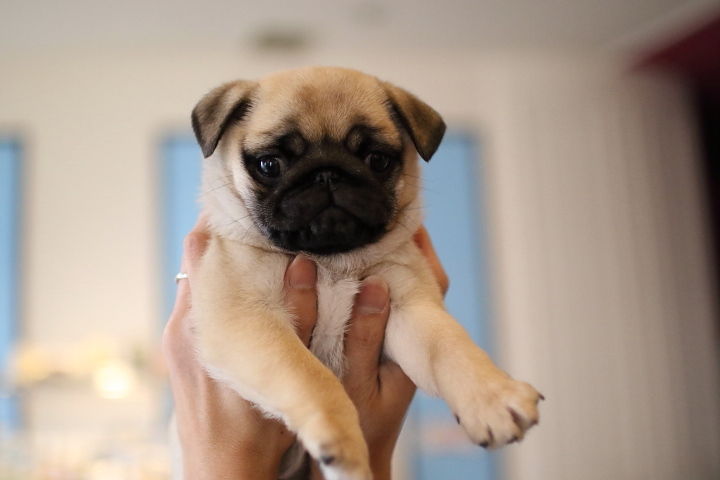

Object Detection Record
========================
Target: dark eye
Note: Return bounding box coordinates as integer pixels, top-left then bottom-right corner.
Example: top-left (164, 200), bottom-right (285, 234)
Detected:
top-left (257, 156), bottom-right (281, 177)
top-left (366, 152), bottom-right (393, 173)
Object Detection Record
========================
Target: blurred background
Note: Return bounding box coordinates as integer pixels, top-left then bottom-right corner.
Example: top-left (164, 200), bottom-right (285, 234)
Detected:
top-left (1, 0), bottom-right (720, 479)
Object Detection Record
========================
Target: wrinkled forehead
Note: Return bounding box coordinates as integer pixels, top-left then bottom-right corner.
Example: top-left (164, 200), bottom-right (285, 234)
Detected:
top-left (243, 73), bottom-right (402, 151)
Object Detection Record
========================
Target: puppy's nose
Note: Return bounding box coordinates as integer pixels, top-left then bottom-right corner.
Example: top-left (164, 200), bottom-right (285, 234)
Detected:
top-left (314, 169), bottom-right (341, 186)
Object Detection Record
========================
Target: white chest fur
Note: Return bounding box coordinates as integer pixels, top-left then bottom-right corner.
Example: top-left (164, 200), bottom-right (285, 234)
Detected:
top-left (310, 269), bottom-right (361, 377)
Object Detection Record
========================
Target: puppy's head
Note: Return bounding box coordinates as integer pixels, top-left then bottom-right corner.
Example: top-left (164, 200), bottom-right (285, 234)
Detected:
top-left (192, 66), bottom-right (445, 254)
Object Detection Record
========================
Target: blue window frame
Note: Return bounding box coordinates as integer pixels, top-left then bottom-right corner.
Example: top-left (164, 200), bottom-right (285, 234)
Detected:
top-left (159, 132), bottom-right (497, 479)
top-left (0, 138), bottom-right (22, 431)
top-left (408, 133), bottom-right (497, 480)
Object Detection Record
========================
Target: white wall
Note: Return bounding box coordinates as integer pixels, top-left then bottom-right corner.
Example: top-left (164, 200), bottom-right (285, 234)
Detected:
top-left (1, 47), bottom-right (718, 478)
top-left (479, 56), bottom-right (720, 479)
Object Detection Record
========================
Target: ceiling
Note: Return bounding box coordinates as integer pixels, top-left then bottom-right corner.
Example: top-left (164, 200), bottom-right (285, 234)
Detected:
top-left (0, 0), bottom-right (718, 53)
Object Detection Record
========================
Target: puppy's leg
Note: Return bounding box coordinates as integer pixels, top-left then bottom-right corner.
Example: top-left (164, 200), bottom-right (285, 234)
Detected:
top-left (194, 299), bottom-right (370, 480)
top-left (385, 302), bottom-right (541, 448)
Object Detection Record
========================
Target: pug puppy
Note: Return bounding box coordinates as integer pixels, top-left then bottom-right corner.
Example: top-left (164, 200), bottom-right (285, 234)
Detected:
top-left (181, 66), bottom-right (541, 480)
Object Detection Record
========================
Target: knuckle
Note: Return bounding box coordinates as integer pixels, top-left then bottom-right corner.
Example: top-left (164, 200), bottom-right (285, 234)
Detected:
top-left (440, 272), bottom-right (450, 294)
top-left (349, 325), bottom-right (381, 349)
top-left (287, 294), bottom-right (318, 318)
top-left (354, 311), bottom-right (384, 333)
top-left (354, 330), bottom-right (376, 347)
top-left (183, 232), bottom-right (208, 258)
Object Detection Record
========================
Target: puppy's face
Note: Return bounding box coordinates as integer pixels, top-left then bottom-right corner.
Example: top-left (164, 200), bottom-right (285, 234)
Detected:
top-left (192, 67), bottom-right (445, 254)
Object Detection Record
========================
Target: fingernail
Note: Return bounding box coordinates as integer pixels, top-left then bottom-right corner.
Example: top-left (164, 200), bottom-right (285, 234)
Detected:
top-left (356, 276), bottom-right (389, 315)
top-left (287, 256), bottom-right (316, 290)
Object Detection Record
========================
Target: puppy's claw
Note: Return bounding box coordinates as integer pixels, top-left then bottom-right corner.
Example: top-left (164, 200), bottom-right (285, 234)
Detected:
top-left (508, 407), bottom-right (522, 427)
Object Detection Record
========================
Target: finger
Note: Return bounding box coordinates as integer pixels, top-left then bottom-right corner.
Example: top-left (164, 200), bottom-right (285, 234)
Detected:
top-left (191, 212), bottom-right (210, 232)
top-left (284, 256), bottom-right (318, 347)
top-left (164, 274), bottom-right (193, 363)
top-left (164, 253), bottom-right (197, 366)
top-left (343, 276), bottom-right (389, 394)
top-left (167, 223), bottom-right (211, 342)
top-left (413, 226), bottom-right (449, 296)
top-left (378, 358), bottom-right (416, 401)
top-left (169, 273), bottom-right (192, 318)
top-left (183, 230), bottom-right (210, 280)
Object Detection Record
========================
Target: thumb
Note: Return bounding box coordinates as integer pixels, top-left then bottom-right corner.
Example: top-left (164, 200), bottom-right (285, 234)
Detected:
top-left (343, 276), bottom-right (390, 395)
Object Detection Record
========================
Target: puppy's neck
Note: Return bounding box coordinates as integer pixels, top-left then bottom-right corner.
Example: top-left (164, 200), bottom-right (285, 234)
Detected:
top-left (200, 153), bottom-right (423, 276)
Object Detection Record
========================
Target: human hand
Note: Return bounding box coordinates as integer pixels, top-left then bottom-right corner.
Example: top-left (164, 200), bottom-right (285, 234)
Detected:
top-left (162, 217), bottom-right (319, 479)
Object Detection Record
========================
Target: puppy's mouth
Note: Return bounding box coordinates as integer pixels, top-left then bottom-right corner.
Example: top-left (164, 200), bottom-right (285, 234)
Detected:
top-left (261, 170), bottom-right (392, 254)
top-left (268, 206), bottom-right (386, 254)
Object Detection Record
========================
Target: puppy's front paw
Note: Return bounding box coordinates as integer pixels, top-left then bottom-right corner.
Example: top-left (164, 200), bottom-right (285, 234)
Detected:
top-left (453, 372), bottom-right (543, 449)
top-left (298, 413), bottom-right (372, 480)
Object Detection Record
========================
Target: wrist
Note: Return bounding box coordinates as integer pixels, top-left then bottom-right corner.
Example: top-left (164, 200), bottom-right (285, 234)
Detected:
top-left (183, 442), bottom-right (282, 480)
top-left (235, 443), bottom-right (285, 480)
top-left (308, 450), bottom-right (393, 480)
top-left (369, 448), bottom-right (393, 480)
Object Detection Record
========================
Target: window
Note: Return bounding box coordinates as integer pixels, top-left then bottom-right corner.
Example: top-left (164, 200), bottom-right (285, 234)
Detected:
top-left (0, 138), bottom-right (22, 431)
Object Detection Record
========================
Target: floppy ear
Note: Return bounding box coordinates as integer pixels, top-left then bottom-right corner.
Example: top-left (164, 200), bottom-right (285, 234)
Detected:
top-left (381, 81), bottom-right (446, 161)
top-left (191, 80), bottom-right (258, 158)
